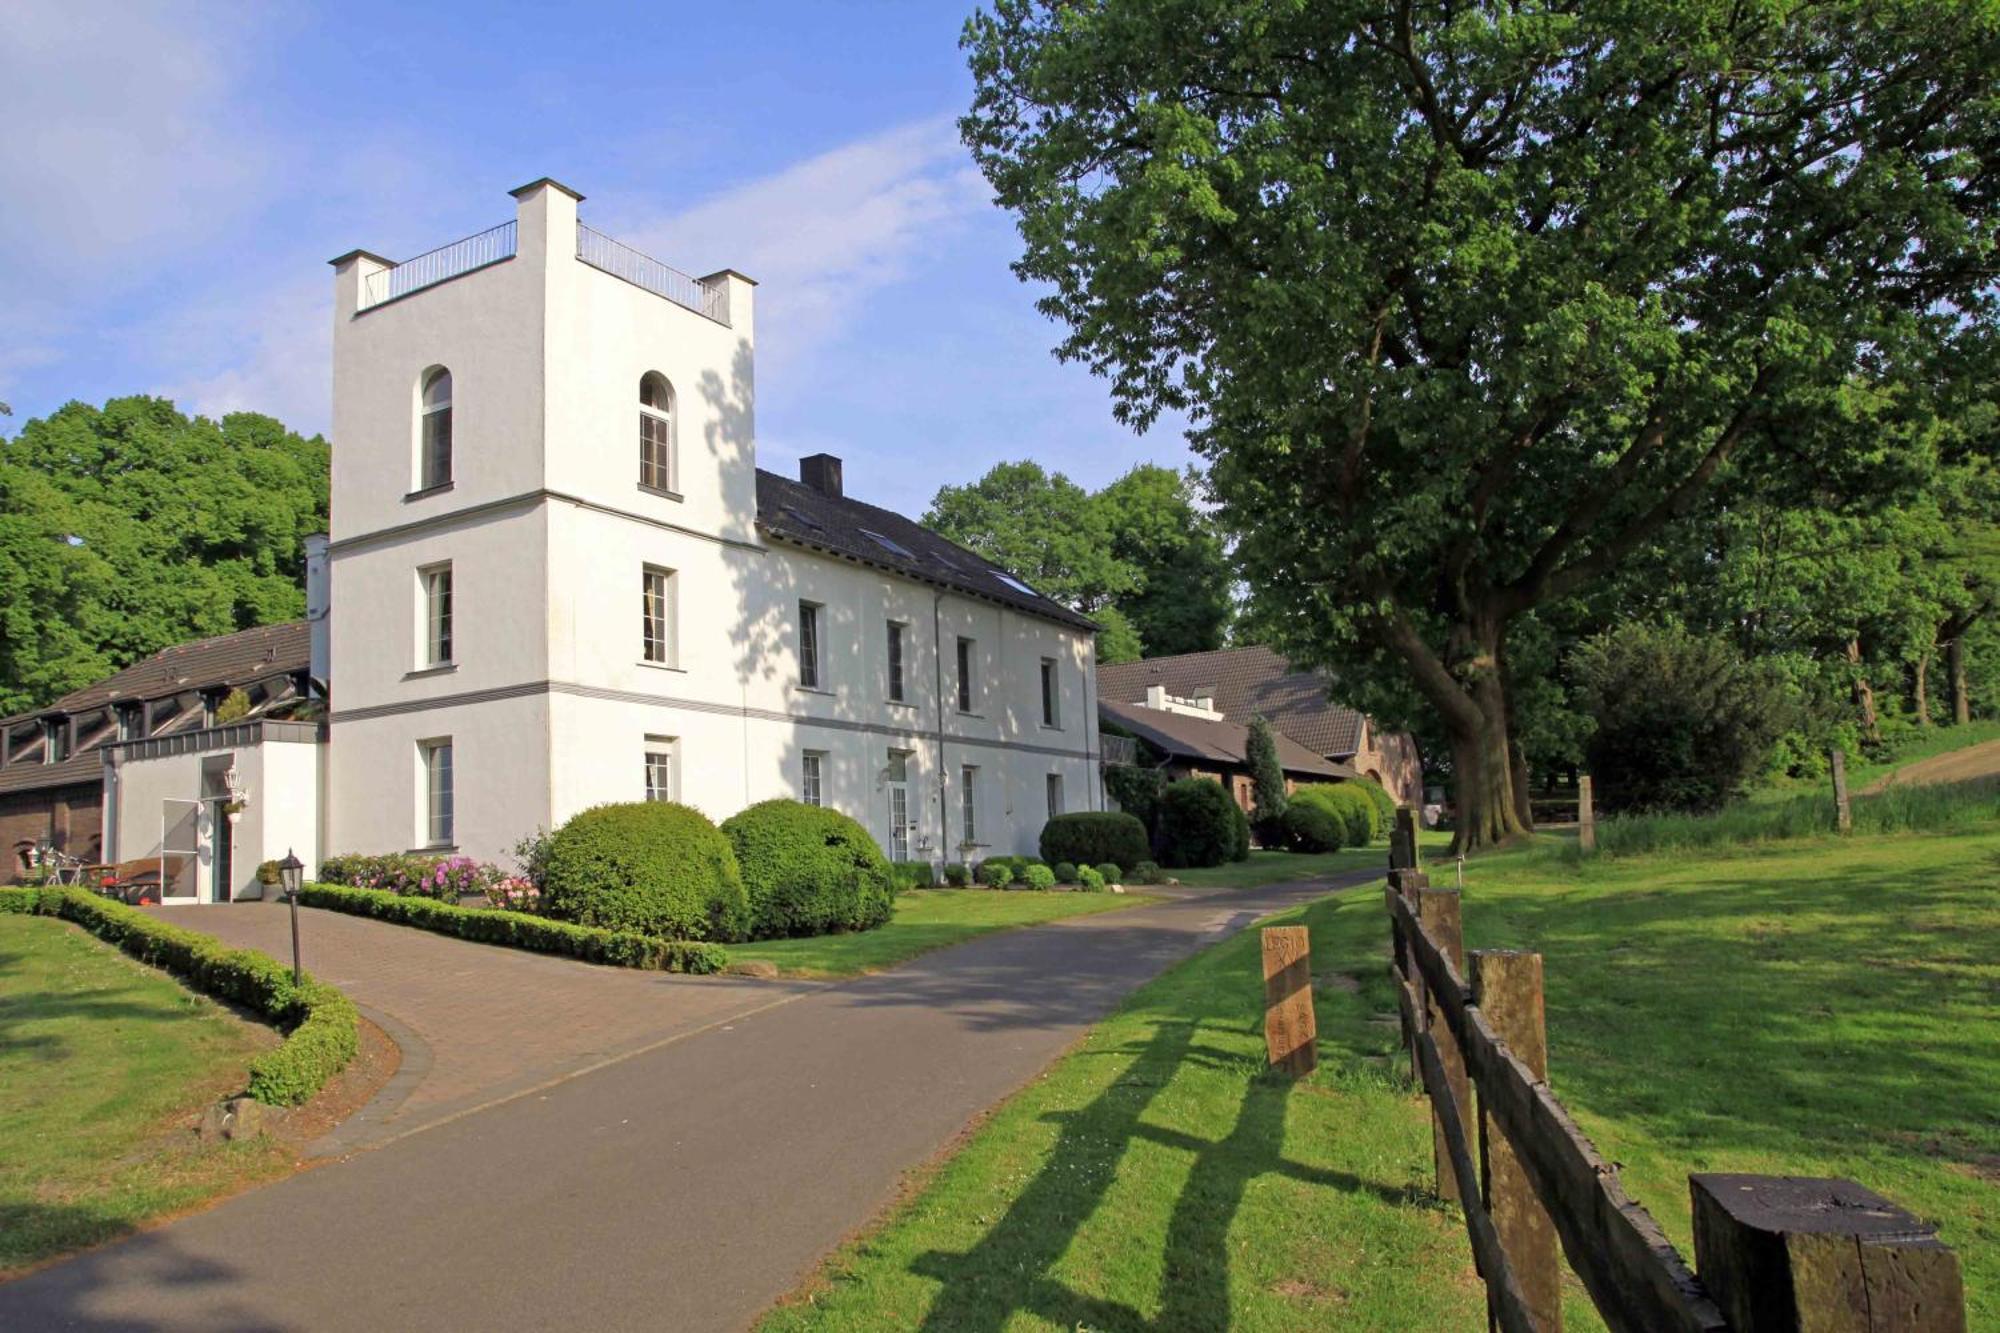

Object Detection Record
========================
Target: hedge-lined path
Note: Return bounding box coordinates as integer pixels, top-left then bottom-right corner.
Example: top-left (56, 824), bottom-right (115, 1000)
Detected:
top-left (149, 901), bottom-right (821, 1153)
top-left (0, 869), bottom-right (1377, 1331)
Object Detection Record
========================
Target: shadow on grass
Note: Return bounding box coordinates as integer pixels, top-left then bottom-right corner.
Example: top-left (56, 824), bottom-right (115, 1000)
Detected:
top-left (908, 1016), bottom-right (1416, 1331)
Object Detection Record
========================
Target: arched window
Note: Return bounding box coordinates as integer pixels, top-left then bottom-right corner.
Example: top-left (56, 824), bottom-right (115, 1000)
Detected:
top-left (419, 367), bottom-right (453, 490)
top-left (639, 372), bottom-right (674, 493)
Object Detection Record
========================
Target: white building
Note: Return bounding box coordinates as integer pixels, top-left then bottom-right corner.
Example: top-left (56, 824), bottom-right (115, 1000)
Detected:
top-left (299, 178), bottom-right (1104, 880)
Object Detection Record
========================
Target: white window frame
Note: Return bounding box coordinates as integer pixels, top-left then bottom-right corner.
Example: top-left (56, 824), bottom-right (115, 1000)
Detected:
top-left (639, 372), bottom-right (675, 493)
top-left (960, 765), bottom-right (979, 846)
top-left (956, 637), bottom-right (975, 713)
top-left (802, 751), bottom-right (825, 807)
top-left (644, 735), bottom-right (679, 803)
top-left (1040, 657), bottom-right (1061, 728)
top-left (418, 562), bottom-right (453, 668)
top-left (419, 738), bottom-right (454, 848)
top-left (886, 621), bottom-right (906, 703)
top-left (799, 600), bottom-right (824, 690)
top-left (642, 565), bottom-right (677, 666)
top-left (419, 367), bottom-right (453, 491)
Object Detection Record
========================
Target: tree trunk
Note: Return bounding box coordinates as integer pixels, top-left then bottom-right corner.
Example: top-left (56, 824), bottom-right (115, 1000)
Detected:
top-left (1847, 637), bottom-right (1881, 745)
top-left (1948, 635), bottom-right (1971, 725)
top-left (1911, 650), bottom-right (1931, 728)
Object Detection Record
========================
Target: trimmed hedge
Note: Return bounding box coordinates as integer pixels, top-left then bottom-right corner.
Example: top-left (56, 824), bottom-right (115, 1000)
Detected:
top-left (1130, 860), bottom-right (1164, 885)
top-left (1039, 812), bottom-right (1151, 870)
top-left (1158, 778), bottom-right (1239, 868)
top-left (721, 799), bottom-right (898, 939)
top-left (298, 884), bottom-right (727, 974)
top-left (943, 862), bottom-right (971, 887)
top-left (0, 886), bottom-right (357, 1105)
top-left (542, 802), bottom-right (750, 941)
top-left (1350, 777), bottom-right (1399, 832)
top-left (981, 861), bottom-right (1015, 889)
top-left (1282, 800), bottom-right (1347, 852)
top-left (890, 862), bottom-right (936, 890)
top-left (1093, 862), bottom-right (1123, 884)
top-left (1293, 783), bottom-right (1379, 847)
top-left (1052, 860), bottom-right (1079, 884)
top-left (1076, 865), bottom-right (1106, 892)
top-left (1021, 864), bottom-right (1056, 891)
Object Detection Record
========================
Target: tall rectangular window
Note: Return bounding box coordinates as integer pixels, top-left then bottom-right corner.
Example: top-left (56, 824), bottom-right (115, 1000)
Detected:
top-left (644, 735), bottom-right (678, 802)
top-left (801, 751), bottom-right (825, 807)
top-left (956, 637), bottom-right (974, 712)
top-left (420, 739), bottom-right (454, 846)
top-left (799, 601), bottom-right (823, 689)
top-left (886, 622), bottom-right (906, 702)
top-left (960, 765), bottom-right (979, 845)
top-left (1040, 657), bottom-right (1061, 728)
top-left (420, 564), bottom-right (453, 668)
top-left (642, 565), bottom-right (675, 665)
top-left (1046, 772), bottom-right (1065, 819)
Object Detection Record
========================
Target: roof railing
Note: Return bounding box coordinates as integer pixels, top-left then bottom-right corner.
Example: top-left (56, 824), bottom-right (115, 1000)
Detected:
top-left (360, 220), bottom-right (518, 309)
top-left (576, 222), bottom-right (730, 325)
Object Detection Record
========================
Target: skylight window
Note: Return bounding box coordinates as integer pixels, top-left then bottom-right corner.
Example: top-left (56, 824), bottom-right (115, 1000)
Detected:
top-left (859, 529), bottom-right (913, 558)
top-left (996, 573), bottom-right (1037, 596)
top-left (779, 504), bottom-right (826, 534)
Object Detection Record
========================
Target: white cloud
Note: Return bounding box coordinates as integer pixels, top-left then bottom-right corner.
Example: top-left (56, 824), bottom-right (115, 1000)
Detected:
top-left (609, 116), bottom-right (991, 375)
top-left (162, 274), bottom-right (331, 432)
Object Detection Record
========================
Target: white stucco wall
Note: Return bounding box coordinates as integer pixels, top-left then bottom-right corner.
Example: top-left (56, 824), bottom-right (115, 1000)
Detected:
top-left (323, 180), bottom-right (1103, 869)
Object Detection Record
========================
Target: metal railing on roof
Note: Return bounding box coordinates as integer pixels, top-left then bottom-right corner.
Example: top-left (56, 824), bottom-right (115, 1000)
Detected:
top-left (576, 222), bottom-right (730, 324)
top-left (360, 221), bottom-right (518, 309)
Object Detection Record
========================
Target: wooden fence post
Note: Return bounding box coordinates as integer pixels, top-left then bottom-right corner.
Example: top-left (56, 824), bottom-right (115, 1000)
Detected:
top-left (1829, 749), bottom-right (1852, 835)
top-left (1392, 807), bottom-right (1422, 871)
top-left (1388, 868), bottom-right (1430, 1082)
top-left (1691, 1174), bottom-right (1966, 1332)
top-left (1578, 775), bottom-right (1596, 852)
top-left (1416, 886), bottom-right (1471, 1203)
top-left (1471, 950), bottom-right (1562, 1333)
top-left (1261, 926), bottom-right (1317, 1076)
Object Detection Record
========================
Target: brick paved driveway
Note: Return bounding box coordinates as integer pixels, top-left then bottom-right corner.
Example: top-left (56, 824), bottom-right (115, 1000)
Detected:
top-left (151, 902), bottom-right (817, 1153)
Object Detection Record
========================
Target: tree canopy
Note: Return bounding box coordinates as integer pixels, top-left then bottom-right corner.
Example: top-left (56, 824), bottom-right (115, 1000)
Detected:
top-left (964, 0), bottom-right (2000, 849)
top-left (924, 459), bottom-right (1233, 657)
top-left (0, 397), bottom-right (329, 714)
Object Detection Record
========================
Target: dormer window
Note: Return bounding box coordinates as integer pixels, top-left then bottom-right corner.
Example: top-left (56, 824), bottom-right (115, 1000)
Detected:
top-left (639, 372), bottom-right (675, 494)
top-left (419, 367), bottom-right (453, 490)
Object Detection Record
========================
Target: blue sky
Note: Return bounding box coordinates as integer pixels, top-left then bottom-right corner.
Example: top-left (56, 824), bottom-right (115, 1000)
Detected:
top-left (0, 0), bottom-right (1191, 517)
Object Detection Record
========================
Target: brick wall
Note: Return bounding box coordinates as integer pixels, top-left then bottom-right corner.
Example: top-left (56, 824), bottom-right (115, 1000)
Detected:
top-left (0, 783), bottom-right (102, 880)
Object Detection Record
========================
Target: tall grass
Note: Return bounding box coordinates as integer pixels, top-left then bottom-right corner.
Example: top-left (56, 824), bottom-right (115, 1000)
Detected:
top-left (1573, 776), bottom-right (2000, 860)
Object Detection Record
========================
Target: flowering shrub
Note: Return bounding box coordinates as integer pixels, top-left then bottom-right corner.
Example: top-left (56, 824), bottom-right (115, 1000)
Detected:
top-left (483, 876), bottom-right (543, 914)
top-left (317, 852), bottom-right (501, 902)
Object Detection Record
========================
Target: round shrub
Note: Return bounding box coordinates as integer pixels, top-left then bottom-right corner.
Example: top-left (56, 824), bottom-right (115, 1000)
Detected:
top-left (720, 799), bottom-right (898, 940)
top-left (1158, 779), bottom-right (1237, 868)
top-left (1293, 784), bottom-right (1377, 847)
top-left (981, 860), bottom-right (1015, 889)
top-left (1351, 777), bottom-right (1399, 831)
top-left (1093, 862), bottom-right (1122, 884)
top-left (542, 802), bottom-right (749, 941)
top-left (1282, 800), bottom-right (1347, 853)
top-left (1022, 864), bottom-right (1056, 891)
top-left (1130, 860), bottom-right (1163, 885)
top-left (943, 862), bottom-right (971, 887)
top-left (1076, 865), bottom-right (1106, 891)
top-left (1052, 860), bottom-right (1079, 883)
top-left (1039, 812), bottom-right (1151, 870)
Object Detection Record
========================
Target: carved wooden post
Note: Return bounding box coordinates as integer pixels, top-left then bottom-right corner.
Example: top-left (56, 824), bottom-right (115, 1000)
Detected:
top-left (1577, 774), bottom-right (1596, 852)
top-left (1829, 749), bottom-right (1852, 834)
top-left (1416, 886), bottom-right (1470, 1203)
top-left (1261, 926), bottom-right (1317, 1076)
top-left (1471, 950), bottom-right (1561, 1332)
top-left (1691, 1174), bottom-right (1965, 1332)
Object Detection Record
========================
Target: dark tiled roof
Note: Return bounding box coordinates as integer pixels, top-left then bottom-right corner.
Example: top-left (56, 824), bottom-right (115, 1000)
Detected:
top-left (1098, 645), bottom-right (1368, 758)
top-left (0, 751), bottom-right (101, 796)
top-left (40, 622), bottom-right (311, 717)
top-left (755, 470), bottom-right (1097, 632)
top-left (1099, 698), bottom-right (1353, 780)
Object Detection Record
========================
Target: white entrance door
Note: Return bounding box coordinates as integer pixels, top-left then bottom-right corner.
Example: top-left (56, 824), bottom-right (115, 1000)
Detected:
top-left (161, 799), bottom-right (202, 903)
top-left (885, 749), bottom-right (912, 861)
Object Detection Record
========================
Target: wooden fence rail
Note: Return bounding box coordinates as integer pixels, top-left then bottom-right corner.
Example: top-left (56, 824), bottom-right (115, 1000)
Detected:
top-left (1381, 811), bottom-right (1965, 1332)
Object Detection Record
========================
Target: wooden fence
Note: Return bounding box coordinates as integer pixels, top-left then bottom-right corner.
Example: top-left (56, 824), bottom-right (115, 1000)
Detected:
top-left (1377, 810), bottom-right (1966, 1332)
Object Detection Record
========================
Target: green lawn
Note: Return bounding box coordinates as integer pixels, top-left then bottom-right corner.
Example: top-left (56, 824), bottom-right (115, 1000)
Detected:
top-left (1167, 844), bottom-right (1391, 891)
top-left (762, 826), bottom-right (1998, 1330)
top-left (0, 915), bottom-right (291, 1274)
top-left (729, 888), bottom-right (1159, 978)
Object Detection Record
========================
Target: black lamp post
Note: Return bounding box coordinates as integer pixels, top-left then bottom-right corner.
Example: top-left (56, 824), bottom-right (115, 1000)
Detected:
top-left (277, 849), bottom-right (305, 986)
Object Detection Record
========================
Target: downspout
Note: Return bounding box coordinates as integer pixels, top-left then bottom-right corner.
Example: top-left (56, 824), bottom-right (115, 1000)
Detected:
top-left (933, 589), bottom-right (949, 866)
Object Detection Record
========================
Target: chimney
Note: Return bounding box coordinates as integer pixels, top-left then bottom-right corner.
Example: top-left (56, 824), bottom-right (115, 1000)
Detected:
top-left (800, 454), bottom-right (843, 499)
top-left (304, 534), bottom-right (331, 694)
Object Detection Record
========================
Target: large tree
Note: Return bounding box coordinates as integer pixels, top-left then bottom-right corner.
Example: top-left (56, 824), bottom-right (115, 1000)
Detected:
top-left (963, 0), bottom-right (1999, 848)
top-left (925, 460), bottom-right (1136, 611)
top-left (0, 397), bottom-right (329, 714)
top-left (1097, 463), bottom-right (1234, 653)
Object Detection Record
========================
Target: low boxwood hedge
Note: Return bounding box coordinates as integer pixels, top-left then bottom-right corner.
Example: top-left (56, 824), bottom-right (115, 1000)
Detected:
top-left (1039, 812), bottom-right (1151, 870)
top-left (297, 884), bottom-right (727, 974)
top-left (721, 799), bottom-right (898, 939)
top-left (0, 885), bottom-right (358, 1105)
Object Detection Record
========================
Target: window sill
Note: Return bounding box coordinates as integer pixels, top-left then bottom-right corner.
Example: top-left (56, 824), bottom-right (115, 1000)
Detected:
top-left (637, 482), bottom-right (684, 503)
top-left (637, 660), bottom-right (687, 674)
top-left (794, 684), bottom-right (836, 697)
top-left (1040, 724), bottom-right (1065, 733)
top-left (885, 698), bottom-right (917, 710)
top-left (956, 710), bottom-right (984, 720)
top-left (404, 481), bottom-right (455, 502)
top-left (404, 664), bottom-right (458, 680)
top-left (409, 844), bottom-right (458, 855)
